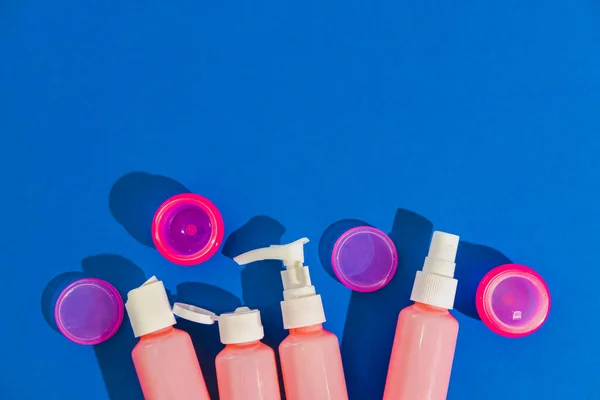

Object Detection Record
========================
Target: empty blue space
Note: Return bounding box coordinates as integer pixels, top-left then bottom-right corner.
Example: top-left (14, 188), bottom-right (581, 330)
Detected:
top-left (1, 1), bottom-right (599, 399)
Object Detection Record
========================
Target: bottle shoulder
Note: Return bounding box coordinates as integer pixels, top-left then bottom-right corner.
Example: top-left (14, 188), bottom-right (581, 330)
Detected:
top-left (400, 304), bottom-right (459, 327)
top-left (217, 341), bottom-right (274, 362)
top-left (280, 327), bottom-right (338, 348)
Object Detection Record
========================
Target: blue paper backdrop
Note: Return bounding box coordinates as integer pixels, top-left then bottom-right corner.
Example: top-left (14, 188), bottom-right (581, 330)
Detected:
top-left (1, 1), bottom-right (599, 399)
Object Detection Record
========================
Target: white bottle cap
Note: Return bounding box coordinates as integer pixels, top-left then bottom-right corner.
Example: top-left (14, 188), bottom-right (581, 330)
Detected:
top-left (125, 276), bottom-right (177, 338)
top-left (173, 304), bottom-right (265, 344)
top-left (234, 238), bottom-right (326, 329)
top-left (410, 231), bottom-right (460, 310)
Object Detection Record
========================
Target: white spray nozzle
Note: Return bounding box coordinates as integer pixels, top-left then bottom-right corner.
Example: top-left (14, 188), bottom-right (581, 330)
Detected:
top-left (233, 238), bottom-right (309, 269)
top-left (410, 231), bottom-right (460, 310)
top-left (173, 304), bottom-right (264, 344)
top-left (423, 231), bottom-right (459, 277)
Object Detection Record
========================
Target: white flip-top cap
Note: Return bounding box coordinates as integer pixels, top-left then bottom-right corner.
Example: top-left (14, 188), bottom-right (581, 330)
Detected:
top-left (173, 303), bottom-right (265, 344)
top-left (234, 238), bottom-right (326, 329)
top-left (410, 231), bottom-right (460, 310)
top-left (125, 276), bottom-right (177, 338)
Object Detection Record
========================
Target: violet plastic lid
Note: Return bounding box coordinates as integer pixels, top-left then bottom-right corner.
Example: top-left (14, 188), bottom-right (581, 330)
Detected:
top-left (152, 193), bottom-right (224, 266)
top-left (332, 226), bottom-right (398, 292)
top-left (55, 278), bottom-right (124, 345)
top-left (476, 264), bottom-right (550, 338)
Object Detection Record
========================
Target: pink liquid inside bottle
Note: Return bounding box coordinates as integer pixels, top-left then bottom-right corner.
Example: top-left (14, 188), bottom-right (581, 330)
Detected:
top-left (383, 231), bottom-right (461, 400)
top-left (279, 324), bottom-right (348, 400)
top-left (216, 341), bottom-right (281, 400)
top-left (132, 327), bottom-right (211, 400)
top-left (126, 277), bottom-right (210, 400)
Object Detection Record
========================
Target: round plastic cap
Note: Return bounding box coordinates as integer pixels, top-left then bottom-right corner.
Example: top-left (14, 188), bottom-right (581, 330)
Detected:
top-left (55, 278), bottom-right (124, 345)
top-left (476, 264), bottom-right (550, 338)
top-left (332, 226), bottom-right (398, 292)
top-left (152, 193), bottom-right (224, 266)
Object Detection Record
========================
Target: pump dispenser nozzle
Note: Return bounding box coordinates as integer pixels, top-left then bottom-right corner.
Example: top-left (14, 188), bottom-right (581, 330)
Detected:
top-left (234, 238), bottom-right (326, 330)
top-left (410, 231), bottom-right (460, 310)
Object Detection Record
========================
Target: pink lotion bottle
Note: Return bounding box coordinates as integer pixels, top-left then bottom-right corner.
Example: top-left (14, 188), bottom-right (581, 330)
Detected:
top-left (383, 231), bottom-right (460, 400)
top-left (125, 277), bottom-right (211, 400)
top-left (235, 238), bottom-right (349, 400)
top-left (172, 303), bottom-right (282, 400)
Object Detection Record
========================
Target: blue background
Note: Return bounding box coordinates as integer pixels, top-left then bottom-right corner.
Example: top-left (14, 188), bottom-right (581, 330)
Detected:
top-left (1, 1), bottom-right (598, 399)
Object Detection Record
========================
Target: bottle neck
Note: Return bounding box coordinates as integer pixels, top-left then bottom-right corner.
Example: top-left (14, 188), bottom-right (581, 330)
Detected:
top-left (289, 323), bottom-right (323, 335)
top-left (414, 302), bottom-right (449, 314)
top-left (140, 326), bottom-right (174, 340)
top-left (226, 340), bottom-right (261, 349)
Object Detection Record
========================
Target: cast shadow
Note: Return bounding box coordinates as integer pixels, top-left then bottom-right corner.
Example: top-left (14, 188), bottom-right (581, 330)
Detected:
top-left (41, 271), bottom-right (86, 332)
top-left (174, 282), bottom-right (242, 400)
top-left (454, 242), bottom-right (512, 319)
top-left (339, 209), bottom-right (434, 400)
top-left (41, 255), bottom-right (146, 400)
top-left (109, 171), bottom-right (190, 248)
top-left (81, 254), bottom-right (147, 400)
top-left (318, 219), bottom-right (372, 281)
top-left (222, 215), bottom-right (287, 399)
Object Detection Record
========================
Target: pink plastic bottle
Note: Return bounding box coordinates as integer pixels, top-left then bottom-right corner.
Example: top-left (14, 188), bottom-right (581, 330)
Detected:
top-left (234, 238), bottom-right (349, 400)
top-left (383, 232), bottom-right (460, 400)
top-left (125, 277), bottom-right (211, 400)
top-left (172, 304), bottom-right (282, 400)
top-left (279, 324), bottom-right (348, 400)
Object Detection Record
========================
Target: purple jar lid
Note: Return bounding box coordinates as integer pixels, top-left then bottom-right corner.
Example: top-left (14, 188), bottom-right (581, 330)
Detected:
top-left (55, 278), bottom-right (124, 345)
top-left (476, 264), bottom-right (550, 338)
top-left (332, 226), bottom-right (398, 292)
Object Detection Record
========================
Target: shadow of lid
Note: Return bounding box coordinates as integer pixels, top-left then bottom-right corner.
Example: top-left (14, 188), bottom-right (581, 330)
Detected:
top-left (454, 242), bottom-right (512, 320)
top-left (318, 219), bottom-right (371, 282)
top-left (41, 271), bottom-right (86, 333)
top-left (109, 172), bottom-right (190, 248)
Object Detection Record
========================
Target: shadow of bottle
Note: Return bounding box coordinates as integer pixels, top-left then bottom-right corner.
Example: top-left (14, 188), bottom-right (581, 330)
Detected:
top-left (109, 171), bottom-right (190, 248)
top-left (318, 219), bottom-right (372, 281)
top-left (335, 209), bottom-right (434, 400)
top-left (41, 255), bottom-right (146, 400)
top-left (174, 282), bottom-right (242, 400)
top-left (221, 216), bottom-right (287, 399)
top-left (454, 242), bottom-right (512, 319)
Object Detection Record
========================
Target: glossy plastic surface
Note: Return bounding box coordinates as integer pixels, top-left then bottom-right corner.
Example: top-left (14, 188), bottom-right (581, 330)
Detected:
top-left (279, 324), bottom-right (348, 400)
top-left (476, 264), bottom-right (550, 338)
top-left (132, 327), bottom-right (210, 400)
top-left (332, 226), bottom-right (398, 292)
top-left (216, 341), bottom-right (281, 400)
top-left (383, 303), bottom-right (459, 400)
top-left (55, 278), bottom-right (123, 345)
top-left (152, 193), bottom-right (224, 266)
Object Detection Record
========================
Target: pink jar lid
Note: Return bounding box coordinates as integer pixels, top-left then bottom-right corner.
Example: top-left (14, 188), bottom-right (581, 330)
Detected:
top-left (152, 193), bottom-right (224, 266)
top-left (476, 264), bottom-right (550, 338)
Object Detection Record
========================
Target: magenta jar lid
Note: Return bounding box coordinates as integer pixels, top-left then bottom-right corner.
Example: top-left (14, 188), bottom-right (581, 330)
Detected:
top-left (55, 278), bottom-right (124, 345)
top-left (152, 193), bottom-right (224, 266)
top-left (476, 264), bottom-right (550, 338)
top-left (332, 226), bottom-right (398, 292)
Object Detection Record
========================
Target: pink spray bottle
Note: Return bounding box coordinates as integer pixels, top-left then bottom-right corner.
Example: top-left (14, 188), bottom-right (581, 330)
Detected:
top-left (383, 231), bottom-right (460, 400)
top-left (234, 238), bottom-right (349, 400)
top-left (125, 277), bottom-right (211, 400)
top-left (172, 303), bottom-right (282, 400)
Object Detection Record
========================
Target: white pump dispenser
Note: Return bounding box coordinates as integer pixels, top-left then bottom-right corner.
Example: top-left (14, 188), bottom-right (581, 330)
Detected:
top-left (410, 231), bottom-right (460, 310)
top-left (234, 238), bottom-right (326, 329)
